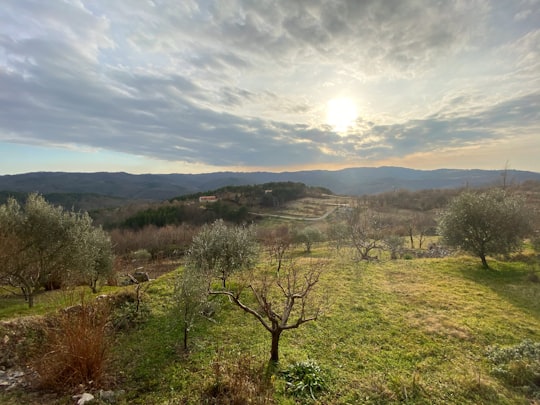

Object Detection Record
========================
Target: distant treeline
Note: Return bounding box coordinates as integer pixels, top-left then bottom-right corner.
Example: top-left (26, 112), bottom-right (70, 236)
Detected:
top-left (121, 201), bottom-right (249, 230)
top-left (0, 191), bottom-right (128, 212)
top-left (365, 188), bottom-right (461, 211)
top-left (173, 182), bottom-right (332, 205)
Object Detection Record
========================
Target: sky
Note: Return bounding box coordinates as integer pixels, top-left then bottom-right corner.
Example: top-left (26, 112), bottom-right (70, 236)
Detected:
top-left (1, 0), bottom-right (539, 175)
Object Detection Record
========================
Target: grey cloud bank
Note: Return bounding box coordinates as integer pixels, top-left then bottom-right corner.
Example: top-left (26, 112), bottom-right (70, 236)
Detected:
top-left (1, 0), bottom-right (539, 174)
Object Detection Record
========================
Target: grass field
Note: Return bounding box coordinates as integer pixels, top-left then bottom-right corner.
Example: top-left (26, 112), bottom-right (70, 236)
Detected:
top-left (1, 247), bottom-right (539, 404)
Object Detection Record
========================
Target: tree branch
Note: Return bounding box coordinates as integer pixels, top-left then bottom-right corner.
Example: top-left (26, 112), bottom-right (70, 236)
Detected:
top-left (208, 289), bottom-right (272, 333)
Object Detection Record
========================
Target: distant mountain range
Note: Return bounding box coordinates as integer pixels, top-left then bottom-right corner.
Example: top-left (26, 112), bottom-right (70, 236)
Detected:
top-left (1, 167), bottom-right (539, 201)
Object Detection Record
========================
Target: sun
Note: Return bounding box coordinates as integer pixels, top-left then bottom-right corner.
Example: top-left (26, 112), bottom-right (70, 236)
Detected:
top-left (326, 98), bottom-right (358, 133)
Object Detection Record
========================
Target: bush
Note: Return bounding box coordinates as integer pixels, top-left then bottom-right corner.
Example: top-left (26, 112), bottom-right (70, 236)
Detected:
top-left (130, 248), bottom-right (152, 261)
top-left (486, 340), bottom-right (540, 395)
top-left (281, 360), bottom-right (327, 400)
top-left (33, 298), bottom-right (112, 391)
top-left (110, 287), bottom-right (150, 330)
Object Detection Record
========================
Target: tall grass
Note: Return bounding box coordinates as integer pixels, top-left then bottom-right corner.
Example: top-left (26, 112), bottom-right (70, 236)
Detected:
top-left (33, 294), bottom-right (111, 391)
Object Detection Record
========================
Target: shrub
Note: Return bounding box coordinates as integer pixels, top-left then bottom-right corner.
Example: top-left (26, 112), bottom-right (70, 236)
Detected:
top-left (110, 287), bottom-right (150, 330)
top-left (281, 360), bottom-right (327, 400)
top-left (130, 248), bottom-right (152, 261)
top-left (33, 298), bottom-right (112, 391)
top-left (486, 340), bottom-right (540, 394)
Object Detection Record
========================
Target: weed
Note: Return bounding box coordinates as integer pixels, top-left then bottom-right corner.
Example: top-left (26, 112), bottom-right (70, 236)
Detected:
top-left (281, 359), bottom-right (327, 400)
top-left (487, 340), bottom-right (540, 396)
top-left (202, 350), bottom-right (274, 404)
top-left (111, 299), bottom-right (150, 330)
top-left (110, 286), bottom-right (151, 330)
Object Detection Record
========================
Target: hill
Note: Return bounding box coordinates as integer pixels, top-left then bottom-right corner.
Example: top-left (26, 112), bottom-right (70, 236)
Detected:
top-left (1, 251), bottom-right (539, 404)
top-left (1, 167), bottom-right (539, 202)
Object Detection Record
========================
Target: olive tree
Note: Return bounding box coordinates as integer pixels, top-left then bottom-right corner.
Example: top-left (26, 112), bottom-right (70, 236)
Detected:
top-left (438, 189), bottom-right (531, 268)
top-left (384, 235), bottom-right (405, 260)
top-left (0, 194), bottom-right (113, 306)
top-left (294, 226), bottom-right (323, 253)
top-left (72, 217), bottom-right (114, 293)
top-left (173, 266), bottom-right (208, 351)
top-left (186, 219), bottom-right (258, 288)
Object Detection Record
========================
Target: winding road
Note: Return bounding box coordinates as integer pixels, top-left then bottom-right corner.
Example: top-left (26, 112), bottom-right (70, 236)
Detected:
top-left (249, 203), bottom-right (349, 221)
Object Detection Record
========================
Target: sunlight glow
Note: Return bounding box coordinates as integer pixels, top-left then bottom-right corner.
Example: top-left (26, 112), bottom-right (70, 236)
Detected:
top-left (326, 98), bottom-right (358, 134)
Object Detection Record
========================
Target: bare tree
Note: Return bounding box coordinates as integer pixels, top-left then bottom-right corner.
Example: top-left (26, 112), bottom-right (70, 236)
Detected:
top-left (258, 225), bottom-right (292, 273)
top-left (327, 221), bottom-right (348, 252)
top-left (346, 206), bottom-right (385, 261)
top-left (407, 212), bottom-right (436, 250)
top-left (209, 259), bottom-right (325, 363)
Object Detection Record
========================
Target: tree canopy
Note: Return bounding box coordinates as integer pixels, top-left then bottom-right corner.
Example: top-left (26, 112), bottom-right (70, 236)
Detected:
top-left (185, 219), bottom-right (259, 288)
top-left (438, 189), bottom-right (531, 268)
top-left (0, 193), bottom-right (113, 306)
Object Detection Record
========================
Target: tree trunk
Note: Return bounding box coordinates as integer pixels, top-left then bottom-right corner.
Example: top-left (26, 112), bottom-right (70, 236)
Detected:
top-left (183, 325), bottom-right (188, 351)
top-left (270, 330), bottom-right (282, 363)
top-left (28, 292), bottom-right (34, 308)
top-left (480, 254), bottom-right (489, 269)
top-left (91, 279), bottom-right (98, 294)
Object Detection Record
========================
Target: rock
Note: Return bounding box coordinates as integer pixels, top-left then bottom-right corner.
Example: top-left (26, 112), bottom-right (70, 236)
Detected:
top-left (99, 389), bottom-right (115, 402)
top-left (98, 388), bottom-right (126, 403)
top-left (133, 271), bottom-right (150, 283)
top-left (76, 392), bottom-right (95, 405)
top-left (0, 368), bottom-right (25, 390)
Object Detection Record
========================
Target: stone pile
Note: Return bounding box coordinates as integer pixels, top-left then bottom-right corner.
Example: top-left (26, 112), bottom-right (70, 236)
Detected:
top-left (0, 368), bottom-right (26, 390)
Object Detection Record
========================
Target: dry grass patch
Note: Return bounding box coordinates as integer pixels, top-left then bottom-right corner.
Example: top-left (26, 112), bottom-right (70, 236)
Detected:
top-left (408, 312), bottom-right (473, 341)
top-left (32, 297), bottom-right (112, 392)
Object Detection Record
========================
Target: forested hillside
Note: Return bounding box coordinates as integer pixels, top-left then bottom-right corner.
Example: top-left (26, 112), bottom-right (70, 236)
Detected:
top-left (2, 167), bottom-right (539, 201)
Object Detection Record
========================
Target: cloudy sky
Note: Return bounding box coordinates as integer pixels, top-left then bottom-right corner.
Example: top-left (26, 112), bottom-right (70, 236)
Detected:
top-left (1, 0), bottom-right (539, 175)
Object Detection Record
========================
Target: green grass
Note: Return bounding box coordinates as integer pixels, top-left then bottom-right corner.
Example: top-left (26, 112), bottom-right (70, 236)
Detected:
top-left (1, 250), bottom-right (539, 404)
top-left (0, 284), bottom-right (123, 320)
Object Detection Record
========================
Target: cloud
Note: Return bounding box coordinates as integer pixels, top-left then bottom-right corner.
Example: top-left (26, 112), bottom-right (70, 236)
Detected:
top-left (0, 0), bottom-right (539, 173)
